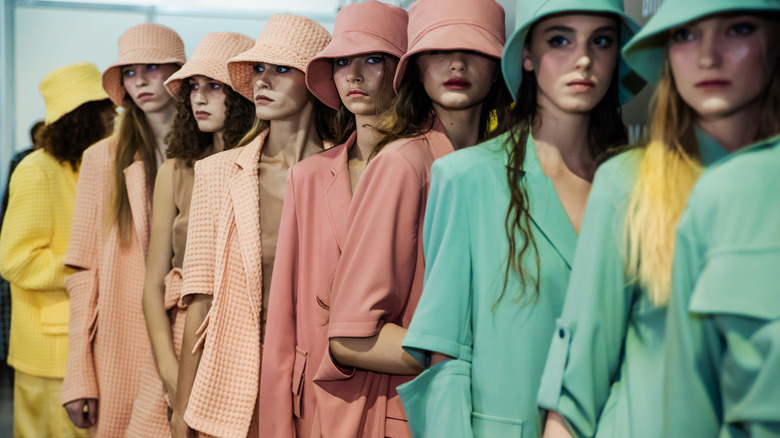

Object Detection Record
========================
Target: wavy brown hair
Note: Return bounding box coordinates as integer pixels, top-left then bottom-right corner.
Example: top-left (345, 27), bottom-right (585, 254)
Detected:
top-left (165, 81), bottom-right (255, 166)
top-left (495, 23), bottom-right (628, 307)
top-left (37, 99), bottom-right (116, 171)
top-left (372, 53), bottom-right (512, 151)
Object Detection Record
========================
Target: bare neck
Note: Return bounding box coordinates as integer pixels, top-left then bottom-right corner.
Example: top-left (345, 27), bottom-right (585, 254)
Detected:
top-left (264, 101), bottom-right (322, 165)
top-left (212, 131), bottom-right (225, 154)
top-left (144, 106), bottom-right (175, 158)
top-left (352, 114), bottom-right (381, 161)
top-left (433, 103), bottom-right (483, 150)
top-left (696, 105), bottom-right (762, 153)
top-left (532, 104), bottom-right (595, 180)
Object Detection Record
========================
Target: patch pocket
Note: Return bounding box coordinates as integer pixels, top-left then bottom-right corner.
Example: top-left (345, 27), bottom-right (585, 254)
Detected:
top-left (41, 294), bottom-right (70, 335)
top-left (471, 412), bottom-right (523, 436)
top-left (292, 346), bottom-right (308, 418)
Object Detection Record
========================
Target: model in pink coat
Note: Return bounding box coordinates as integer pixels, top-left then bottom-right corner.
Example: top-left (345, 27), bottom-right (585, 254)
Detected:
top-left (310, 0), bottom-right (510, 436)
top-left (170, 14), bottom-right (334, 438)
top-left (258, 3), bottom-right (408, 437)
top-left (62, 23), bottom-right (185, 437)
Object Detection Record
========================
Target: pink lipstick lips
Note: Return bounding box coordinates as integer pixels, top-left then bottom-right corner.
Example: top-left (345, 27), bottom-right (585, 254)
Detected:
top-left (444, 78), bottom-right (472, 91)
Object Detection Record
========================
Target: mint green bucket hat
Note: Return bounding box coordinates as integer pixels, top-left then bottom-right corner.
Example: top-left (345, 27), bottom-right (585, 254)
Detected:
top-left (623, 0), bottom-right (780, 85)
top-left (502, 0), bottom-right (645, 104)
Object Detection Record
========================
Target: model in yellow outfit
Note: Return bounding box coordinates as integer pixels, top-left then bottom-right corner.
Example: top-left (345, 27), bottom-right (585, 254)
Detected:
top-left (0, 62), bottom-right (115, 438)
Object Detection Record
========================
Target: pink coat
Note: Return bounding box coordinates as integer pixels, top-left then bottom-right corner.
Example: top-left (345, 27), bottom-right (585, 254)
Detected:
top-left (313, 119), bottom-right (453, 438)
top-left (259, 134), bottom-right (355, 438)
top-left (62, 136), bottom-right (154, 437)
top-left (180, 131), bottom-right (268, 438)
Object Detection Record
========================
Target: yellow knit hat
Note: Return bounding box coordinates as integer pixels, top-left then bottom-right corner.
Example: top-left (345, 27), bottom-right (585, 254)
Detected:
top-left (39, 62), bottom-right (110, 124)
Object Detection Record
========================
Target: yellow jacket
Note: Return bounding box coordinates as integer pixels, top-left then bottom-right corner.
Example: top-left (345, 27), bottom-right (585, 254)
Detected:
top-left (0, 150), bottom-right (76, 377)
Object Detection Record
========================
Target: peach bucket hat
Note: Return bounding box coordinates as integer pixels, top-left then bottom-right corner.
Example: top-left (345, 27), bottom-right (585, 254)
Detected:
top-left (393, 0), bottom-right (505, 91)
top-left (40, 62), bottom-right (109, 124)
top-left (228, 14), bottom-right (332, 101)
top-left (164, 32), bottom-right (255, 100)
top-left (102, 23), bottom-right (186, 107)
top-left (306, 1), bottom-right (408, 109)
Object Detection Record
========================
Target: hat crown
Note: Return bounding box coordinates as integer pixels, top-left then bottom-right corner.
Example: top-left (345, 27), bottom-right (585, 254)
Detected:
top-left (255, 14), bottom-right (332, 62)
top-left (333, 1), bottom-right (408, 53)
top-left (192, 32), bottom-right (255, 62)
top-left (117, 23), bottom-right (185, 62)
top-left (408, 0), bottom-right (506, 50)
top-left (514, 0), bottom-right (626, 31)
top-left (39, 62), bottom-right (109, 124)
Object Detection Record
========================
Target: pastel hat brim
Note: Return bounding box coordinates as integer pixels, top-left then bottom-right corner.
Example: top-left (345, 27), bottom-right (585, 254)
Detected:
top-left (623, 0), bottom-right (780, 84)
top-left (227, 45), bottom-right (312, 101)
top-left (503, 2), bottom-right (645, 104)
top-left (41, 62), bottom-right (110, 124)
top-left (393, 21), bottom-right (504, 91)
top-left (103, 49), bottom-right (185, 107)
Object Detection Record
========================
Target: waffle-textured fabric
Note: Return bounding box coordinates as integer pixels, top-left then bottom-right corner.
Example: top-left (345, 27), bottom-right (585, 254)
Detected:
top-left (312, 118), bottom-right (454, 438)
top-left (62, 136), bottom-right (154, 437)
top-left (126, 159), bottom-right (195, 437)
top-left (0, 150), bottom-right (77, 378)
top-left (228, 14), bottom-right (331, 101)
top-left (103, 23), bottom-right (186, 107)
top-left (306, 1), bottom-right (408, 109)
top-left (40, 62), bottom-right (109, 124)
top-left (165, 32), bottom-right (255, 99)
top-left (393, 0), bottom-right (505, 91)
top-left (180, 131), bottom-right (269, 438)
top-left (259, 133), bottom-right (356, 438)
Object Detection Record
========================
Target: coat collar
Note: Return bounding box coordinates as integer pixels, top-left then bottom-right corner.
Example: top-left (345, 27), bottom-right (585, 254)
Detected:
top-left (324, 132), bottom-right (356, 252)
top-left (505, 132), bottom-right (577, 268)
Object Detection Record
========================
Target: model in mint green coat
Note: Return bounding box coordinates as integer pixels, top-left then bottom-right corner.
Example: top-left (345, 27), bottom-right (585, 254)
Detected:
top-left (665, 134), bottom-right (780, 438)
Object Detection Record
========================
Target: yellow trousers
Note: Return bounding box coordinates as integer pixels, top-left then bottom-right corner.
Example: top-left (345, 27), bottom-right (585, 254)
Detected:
top-left (13, 370), bottom-right (90, 438)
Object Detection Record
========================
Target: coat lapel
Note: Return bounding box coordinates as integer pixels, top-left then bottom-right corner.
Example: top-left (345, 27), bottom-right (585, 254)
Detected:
top-left (124, 161), bottom-right (150, 259)
top-left (324, 133), bottom-right (355, 252)
top-left (512, 135), bottom-right (577, 268)
top-left (228, 133), bottom-right (267, 313)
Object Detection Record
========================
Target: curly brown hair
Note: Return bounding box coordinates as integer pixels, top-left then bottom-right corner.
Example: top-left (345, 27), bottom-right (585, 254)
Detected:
top-left (37, 99), bottom-right (115, 171)
top-left (165, 81), bottom-right (256, 166)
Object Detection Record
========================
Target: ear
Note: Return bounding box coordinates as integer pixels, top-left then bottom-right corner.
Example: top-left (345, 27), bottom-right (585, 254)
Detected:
top-left (522, 46), bottom-right (534, 72)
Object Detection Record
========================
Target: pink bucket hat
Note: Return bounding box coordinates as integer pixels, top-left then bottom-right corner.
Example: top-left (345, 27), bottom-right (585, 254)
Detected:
top-left (164, 32), bottom-right (255, 100)
top-left (102, 23), bottom-right (186, 107)
top-left (228, 14), bottom-right (332, 101)
top-left (393, 0), bottom-right (506, 91)
top-left (306, 1), bottom-right (408, 109)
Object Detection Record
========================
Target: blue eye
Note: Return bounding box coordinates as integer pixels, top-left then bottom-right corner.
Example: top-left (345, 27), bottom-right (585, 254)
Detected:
top-left (731, 22), bottom-right (756, 36)
top-left (209, 82), bottom-right (222, 90)
top-left (366, 56), bottom-right (384, 64)
top-left (190, 82), bottom-right (199, 90)
top-left (335, 58), bottom-right (350, 67)
top-left (122, 69), bottom-right (135, 78)
top-left (276, 65), bottom-right (291, 73)
top-left (253, 63), bottom-right (265, 73)
top-left (147, 64), bottom-right (159, 72)
top-left (547, 35), bottom-right (569, 47)
top-left (593, 35), bottom-right (614, 47)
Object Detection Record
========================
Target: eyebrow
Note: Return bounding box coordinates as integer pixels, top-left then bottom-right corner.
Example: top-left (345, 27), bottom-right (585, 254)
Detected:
top-left (543, 25), bottom-right (618, 34)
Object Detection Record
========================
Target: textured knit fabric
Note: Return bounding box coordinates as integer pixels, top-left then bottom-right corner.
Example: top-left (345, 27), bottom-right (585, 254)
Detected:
top-left (0, 150), bottom-right (77, 378)
top-left (399, 134), bottom-right (576, 438)
top-left (126, 159), bottom-right (193, 438)
top-left (313, 118), bottom-right (453, 438)
top-left (259, 134), bottom-right (355, 438)
top-left (180, 132), bottom-right (269, 438)
top-left (665, 134), bottom-right (780, 438)
top-left (39, 62), bottom-right (108, 124)
top-left (536, 130), bottom-right (728, 438)
top-left (0, 147), bottom-right (35, 363)
top-left (14, 370), bottom-right (90, 438)
top-left (62, 135), bottom-right (154, 437)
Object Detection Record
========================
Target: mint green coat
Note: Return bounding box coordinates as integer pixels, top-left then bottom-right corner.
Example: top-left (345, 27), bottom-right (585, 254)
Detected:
top-left (665, 134), bottom-right (780, 438)
top-left (537, 131), bottom-right (728, 437)
top-left (399, 133), bottom-right (576, 438)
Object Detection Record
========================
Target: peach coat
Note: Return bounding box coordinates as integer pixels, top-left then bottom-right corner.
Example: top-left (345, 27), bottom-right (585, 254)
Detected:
top-left (62, 135), bottom-right (154, 437)
top-left (259, 134), bottom-right (355, 438)
top-left (180, 131), bottom-right (268, 438)
top-left (313, 119), bottom-right (453, 438)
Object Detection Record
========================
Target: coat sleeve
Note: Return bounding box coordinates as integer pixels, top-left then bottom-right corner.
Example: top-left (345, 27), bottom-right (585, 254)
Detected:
top-left (180, 160), bottom-right (217, 302)
top-left (327, 150), bottom-right (423, 338)
top-left (536, 159), bottom-right (636, 438)
top-left (400, 159), bottom-right (474, 438)
top-left (62, 146), bottom-right (102, 404)
top-left (0, 160), bottom-right (73, 290)
top-left (258, 168), bottom-right (299, 438)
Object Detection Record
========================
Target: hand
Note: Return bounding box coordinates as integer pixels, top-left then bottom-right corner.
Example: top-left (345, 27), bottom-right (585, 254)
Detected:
top-left (170, 410), bottom-right (196, 438)
top-left (64, 398), bottom-right (98, 429)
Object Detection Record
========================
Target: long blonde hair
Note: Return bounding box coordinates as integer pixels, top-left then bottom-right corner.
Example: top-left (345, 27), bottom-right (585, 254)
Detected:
top-left (624, 57), bottom-right (780, 306)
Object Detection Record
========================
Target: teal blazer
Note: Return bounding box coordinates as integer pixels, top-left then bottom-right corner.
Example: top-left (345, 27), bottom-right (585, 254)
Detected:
top-left (537, 130), bottom-right (728, 437)
top-left (665, 134), bottom-right (780, 438)
top-left (399, 133), bottom-right (576, 438)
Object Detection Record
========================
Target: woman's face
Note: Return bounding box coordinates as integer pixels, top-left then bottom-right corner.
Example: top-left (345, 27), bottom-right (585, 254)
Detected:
top-left (667, 14), bottom-right (778, 122)
top-left (121, 63), bottom-right (179, 113)
top-left (416, 50), bottom-right (498, 111)
top-left (188, 75), bottom-right (228, 133)
top-left (523, 13), bottom-right (619, 115)
top-left (252, 63), bottom-right (313, 121)
top-left (333, 53), bottom-right (397, 117)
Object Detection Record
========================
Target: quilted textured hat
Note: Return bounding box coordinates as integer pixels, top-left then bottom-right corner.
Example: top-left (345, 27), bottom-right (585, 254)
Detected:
top-left (228, 14), bottom-right (332, 101)
top-left (393, 0), bottom-right (506, 91)
top-left (503, 0), bottom-right (645, 104)
top-left (164, 32), bottom-right (255, 100)
top-left (306, 1), bottom-right (408, 109)
top-left (103, 23), bottom-right (186, 107)
top-left (40, 62), bottom-right (109, 124)
top-left (623, 0), bottom-right (780, 85)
